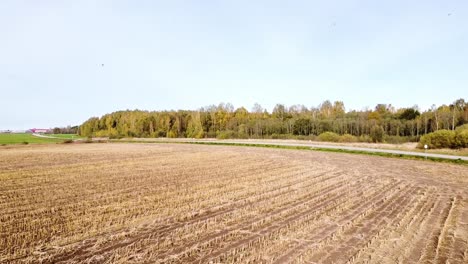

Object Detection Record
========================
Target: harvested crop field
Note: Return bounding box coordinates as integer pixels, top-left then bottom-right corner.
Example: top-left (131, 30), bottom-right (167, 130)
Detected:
top-left (1, 143), bottom-right (467, 263)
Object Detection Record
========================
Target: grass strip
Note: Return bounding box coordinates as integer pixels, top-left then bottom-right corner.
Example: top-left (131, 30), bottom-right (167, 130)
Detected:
top-left (310, 147), bottom-right (467, 165)
top-left (0, 134), bottom-right (63, 145)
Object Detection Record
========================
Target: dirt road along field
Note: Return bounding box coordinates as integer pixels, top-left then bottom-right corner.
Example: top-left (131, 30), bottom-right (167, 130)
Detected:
top-left (0, 143), bottom-right (467, 263)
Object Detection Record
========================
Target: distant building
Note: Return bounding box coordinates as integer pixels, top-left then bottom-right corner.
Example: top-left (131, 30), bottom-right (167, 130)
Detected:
top-left (29, 128), bottom-right (51, 133)
top-left (12, 130), bottom-right (28, 133)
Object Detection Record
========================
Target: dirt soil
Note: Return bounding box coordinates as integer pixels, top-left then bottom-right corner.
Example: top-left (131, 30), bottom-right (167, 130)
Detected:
top-left (0, 143), bottom-right (467, 263)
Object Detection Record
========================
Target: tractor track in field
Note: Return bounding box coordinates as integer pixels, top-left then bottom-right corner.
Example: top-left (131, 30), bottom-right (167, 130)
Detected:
top-left (48, 170), bottom-right (346, 263)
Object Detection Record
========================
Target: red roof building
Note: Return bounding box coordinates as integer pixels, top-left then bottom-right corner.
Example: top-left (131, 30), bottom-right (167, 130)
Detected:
top-left (30, 128), bottom-right (50, 133)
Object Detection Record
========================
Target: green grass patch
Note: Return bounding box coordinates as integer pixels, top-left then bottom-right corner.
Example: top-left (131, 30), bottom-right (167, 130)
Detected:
top-left (0, 134), bottom-right (62, 145)
top-left (310, 147), bottom-right (467, 165)
top-left (49, 134), bottom-right (84, 139)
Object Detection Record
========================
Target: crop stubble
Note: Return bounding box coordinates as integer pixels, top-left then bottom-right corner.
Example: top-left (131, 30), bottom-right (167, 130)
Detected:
top-left (0, 143), bottom-right (467, 263)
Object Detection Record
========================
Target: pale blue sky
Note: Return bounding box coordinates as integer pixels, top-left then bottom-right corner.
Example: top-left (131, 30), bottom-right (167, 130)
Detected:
top-left (1, 0), bottom-right (467, 129)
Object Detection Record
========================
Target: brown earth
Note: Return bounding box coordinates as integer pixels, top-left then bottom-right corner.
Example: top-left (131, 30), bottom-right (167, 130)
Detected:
top-left (0, 143), bottom-right (467, 263)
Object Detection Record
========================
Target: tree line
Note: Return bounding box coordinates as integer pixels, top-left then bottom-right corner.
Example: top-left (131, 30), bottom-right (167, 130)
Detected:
top-left (50, 126), bottom-right (79, 134)
top-left (79, 99), bottom-right (468, 144)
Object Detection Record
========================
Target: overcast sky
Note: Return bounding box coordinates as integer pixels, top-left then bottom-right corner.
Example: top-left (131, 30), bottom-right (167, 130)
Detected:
top-left (1, 0), bottom-right (467, 129)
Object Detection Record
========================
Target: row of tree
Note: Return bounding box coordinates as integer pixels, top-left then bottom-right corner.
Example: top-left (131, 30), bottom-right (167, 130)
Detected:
top-left (79, 99), bottom-right (468, 143)
top-left (50, 126), bottom-right (79, 134)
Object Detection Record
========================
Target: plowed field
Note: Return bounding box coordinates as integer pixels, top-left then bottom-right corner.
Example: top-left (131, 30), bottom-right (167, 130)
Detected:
top-left (1, 143), bottom-right (467, 263)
